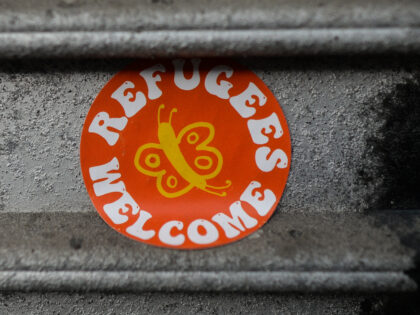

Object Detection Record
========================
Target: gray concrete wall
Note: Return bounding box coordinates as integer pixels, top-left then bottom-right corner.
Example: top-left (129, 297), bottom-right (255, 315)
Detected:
top-left (1, 58), bottom-right (419, 300)
top-left (2, 0), bottom-right (420, 57)
top-left (0, 58), bottom-right (417, 213)
top-left (0, 292), bottom-right (363, 315)
top-left (1, 1), bottom-right (420, 314)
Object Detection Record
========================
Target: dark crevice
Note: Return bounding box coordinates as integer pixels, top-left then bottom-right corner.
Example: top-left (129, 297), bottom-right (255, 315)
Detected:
top-left (366, 211), bottom-right (420, 314)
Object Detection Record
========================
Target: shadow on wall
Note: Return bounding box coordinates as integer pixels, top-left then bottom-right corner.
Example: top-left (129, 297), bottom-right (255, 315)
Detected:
top-left (359, 74), bottom-right (420, 210)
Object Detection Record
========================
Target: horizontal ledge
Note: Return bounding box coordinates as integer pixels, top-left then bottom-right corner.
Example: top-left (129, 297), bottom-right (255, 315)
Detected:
top-left (0, 271), bottom-right (416, 293)
top-left (0, 211), bottom-right (418, 273)
top-left (1, 28), bottom-right (420, 58)
top-left (2, 0), bottom-right (420, 32)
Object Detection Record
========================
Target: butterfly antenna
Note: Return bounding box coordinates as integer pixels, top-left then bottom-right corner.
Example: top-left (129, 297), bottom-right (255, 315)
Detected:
top-left (201, 187), bottom-right (227, 197)
top-left (169, 108), bottom-right (178, 124)
top-left (158, 104), bottom-right (165, 124)
top-left (206, 180), bottom-right (232, 190)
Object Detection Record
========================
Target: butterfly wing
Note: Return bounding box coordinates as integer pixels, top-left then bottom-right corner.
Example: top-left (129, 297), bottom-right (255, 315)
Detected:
top-left (134, 142), bottom-right (166, 177)
top-left (134, 142), bottom-right (193, 198)
top-left (177, 122), bottom-right (223, 179)
top-left (156, 173), bottom-right (194, 198)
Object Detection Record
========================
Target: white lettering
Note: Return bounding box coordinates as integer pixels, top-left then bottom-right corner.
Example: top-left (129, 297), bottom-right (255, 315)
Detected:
top-left (204, 65), bottom-right (233, 99)
top-left (240, 181), bottom-right (276, 216)
top-left (89, 158), bottom-right (140, 225)
top-left (89, 157), bottom-right (125, 196)
top-left (187, 219), bottom-right (219, 245)
top-left (255, 147), bottom-right (288, 172)
top-left (159, 220), bottom-right (185, 246)
top-left (126, 210), bottom-right (155, 240)
top-left (212, 201), bottom-right (257, 238)
top-left (88, 112), bottom-right (127, 146)
top-left (139, 64), bottom-right (165, 100)
top-left (103, 190), bottom-right (140, 224)
top-left (247, 113), bottom-right (283, 145)
top-left (111, 81), bottom-right (147, 118)
top-left (173, 59), bottom-right (201, 90)
top-left (229, 82), bottom-right (267, 118)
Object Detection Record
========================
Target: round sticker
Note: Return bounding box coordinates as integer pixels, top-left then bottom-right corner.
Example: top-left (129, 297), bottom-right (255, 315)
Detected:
top-left (80, 59), bottom-right (291, 249)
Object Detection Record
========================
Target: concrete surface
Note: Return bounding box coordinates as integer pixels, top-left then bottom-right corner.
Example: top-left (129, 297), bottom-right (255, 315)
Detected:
top-left (0, 211), bottom-right (417, 292)
top-left (1, 0), bottom-right (420, 57)
top-left (2, 29), bottom-right (420, 58)
top-left (2, 56), bottom-right (420, 297)
top-left (1, 57), bottom-right (417, 213)
top-left (1, 2), bottom-right (420, 313)
top-left (0, 292), bottom-right (363, 315)
top-left (0, 211), bottom-right (413, 272)
top-left (3, 0), bottom-right (420, 30)
top-left (2, 0), bottom-right (420, 31)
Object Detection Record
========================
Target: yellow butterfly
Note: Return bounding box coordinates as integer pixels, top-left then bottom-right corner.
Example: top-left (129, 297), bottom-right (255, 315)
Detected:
top-left (134, 104), bottom-right (231, 198)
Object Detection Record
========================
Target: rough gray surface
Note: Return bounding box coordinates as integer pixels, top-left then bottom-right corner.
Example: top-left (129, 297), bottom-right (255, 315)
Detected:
top-left (1, 0), bottom-right (420, 31)
top-left (2, 29), bottom-right (420, 58)
top-left (0, 292), bottom-right (362, 315)
top-left (0, 211), bottom-right (414, 272)
top-left (0, 270), bottom-right (414, 293)
top-left (0, 211), bottom-right (417, 292)
top-left (0, 58), bottom-right (412, 213)
top-left (1, 57), bottom-right (419, 296)
top-left (1, 1), bottom-right (420, 57)
top-left (0, 1), bottom-right (419, 308)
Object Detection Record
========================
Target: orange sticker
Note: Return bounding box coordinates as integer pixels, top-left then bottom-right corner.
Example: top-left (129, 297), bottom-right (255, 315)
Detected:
top-left (80, 59), bottom-right (291, 249)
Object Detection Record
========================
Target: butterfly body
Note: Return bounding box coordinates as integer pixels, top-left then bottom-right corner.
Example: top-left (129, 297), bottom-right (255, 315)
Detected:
top-left (134, 104), bottom-right (231, 198)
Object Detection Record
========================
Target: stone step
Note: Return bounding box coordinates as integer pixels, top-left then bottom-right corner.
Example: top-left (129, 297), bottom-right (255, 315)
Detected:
top-left (0, 211), bottom-right (418, 292)
top-left (1, 0), bottom-right (420, 57)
